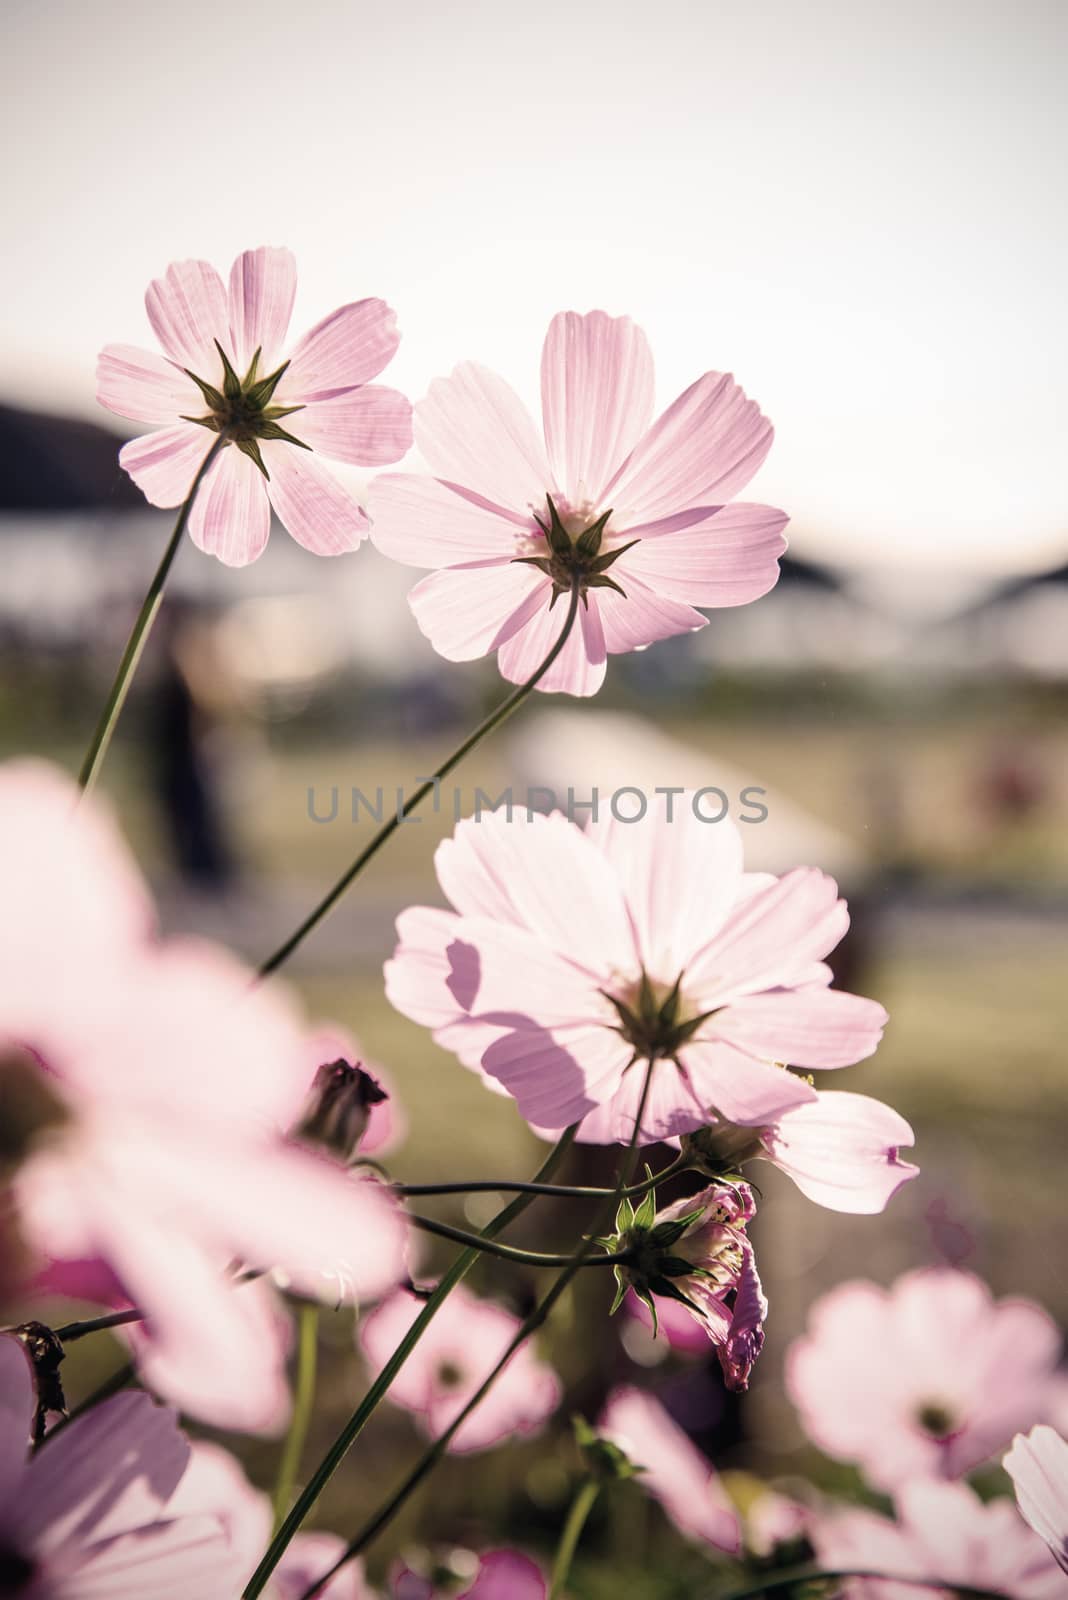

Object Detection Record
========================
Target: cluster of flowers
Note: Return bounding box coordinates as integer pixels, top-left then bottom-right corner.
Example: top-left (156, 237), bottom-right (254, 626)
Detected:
top-left (2, 243), bottom-right (1055, 1596)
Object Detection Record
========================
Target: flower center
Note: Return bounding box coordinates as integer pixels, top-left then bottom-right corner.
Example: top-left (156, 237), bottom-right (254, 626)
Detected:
top-left (0, 1545), bottom-right (35, 1593)
top-left (436, 1359), bottom-right (465, 1390)
top-left (603, 971), bottom-right (717, 1060)
top-left (182, 339), bottom-right (309, 479)
top-left (916, 1401), bottom-right (957, 1439)
top-left (512, 495), bottom-right (639, 607)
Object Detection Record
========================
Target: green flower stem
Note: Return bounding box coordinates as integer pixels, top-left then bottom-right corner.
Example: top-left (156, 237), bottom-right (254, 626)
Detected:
top-left (271, 1303), bottom-right (319, 1534)
top-left (242, 1124), bottom-right (579, 1599)
top-left (396, 1154), bottom-right (689, 1204)
top-left (719, 1573), bottom-right (1011, 1600)
top-left (77, 435), bottom-right (226, 795)
top-left (299, 1064), bottom-right (658, 1598)
top-left (53, 1308), bottom-right (145, 1341)
top-left (548, 1477), bottom-right (600, 1599)
top-left (257, 577), bottom-right (584, 977)
top-left (409, 1212), bottom-right (631, 1267)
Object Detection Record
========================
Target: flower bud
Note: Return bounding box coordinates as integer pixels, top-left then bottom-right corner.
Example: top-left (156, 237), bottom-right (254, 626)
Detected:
top-left (297, 1057), bottom-right (389, 1164)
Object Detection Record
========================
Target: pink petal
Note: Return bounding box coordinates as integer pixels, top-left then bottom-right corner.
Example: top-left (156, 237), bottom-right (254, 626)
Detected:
top-left (119, 423), bottom-right (214, 509)
top-left (496, 593), bottom-right (607, 697)
top-left (145, 259), bottom-right (229, 373)
top-left (540, 311), bottom-right (654, 507)
top-left (677, 1039), bottom-right (817, 1125)
top-left (407, 561), bottom-right (546, 661)
top-left (714, 986), bottom-right (889, 1069)
top-left (480, 1020), bottom-right (632, 1127)
top-left (415, 363), bottom-right (553, 516)
top-left (274, 1533), bottom-right (374, 1599)
top-left (585, 798), bottom-right (744, 979)
top-left (368, 474), bottom-right (532, 566)
top-left (227, 246), bottom-right (296, 373)
top-left (96, 344), bottom-right (201, 424)
top-left (594, 565), bottom-right (707, 654)
top-left (263, 445), bottom-right (369, 555)
top-left (567, 1055), bottom-right (715, 1144)
top-left (0, 1336), bottom-right (33, 1499)
top-left (187, 445), bottom-right (271, 567)
top-left (606, 372), bottom-right (773, 523)
top-left (68, 1516), bottom-right (242, 1600)
top-left (623, 502), bottom-right (788, 606)
top-left (434, 809), bottom-right (636, 977)
top-left (462, 1550), bottom-right (547, 1600)
top-left (600, 1387), bottom-right (741, 1554)
top-left (289, 386), bottom-right (413, 465)
top-left (762, 1091), bottom-right (918, 1213)
top-left (1006, 1427), bottom-right (1068, 1573)
top-left (283, 299), bottom-right (401, 399)
top-left (686, 868), bottom-right (850, 1003)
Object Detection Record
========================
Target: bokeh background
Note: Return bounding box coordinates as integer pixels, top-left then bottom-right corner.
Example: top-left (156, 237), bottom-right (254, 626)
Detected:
top-left (2, 2), bottom-right (1066, 1593)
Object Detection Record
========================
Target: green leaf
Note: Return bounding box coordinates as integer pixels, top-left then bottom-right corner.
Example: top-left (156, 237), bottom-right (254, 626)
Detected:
top-left (180, 412), bottom-right (223, 433)
top-left (647, 1276), bottom-right (703, 1314)
top-left (648, 1210), bottom-right (704, 1247)
top-left (653, 1253), bottom-right (701, 1279)
top-left (636, 1285), bottom-right (659, 1338)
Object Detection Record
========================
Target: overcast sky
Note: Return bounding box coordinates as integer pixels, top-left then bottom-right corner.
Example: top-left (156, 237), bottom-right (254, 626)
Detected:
top-left (3, 0), bottom-right (1066, 586)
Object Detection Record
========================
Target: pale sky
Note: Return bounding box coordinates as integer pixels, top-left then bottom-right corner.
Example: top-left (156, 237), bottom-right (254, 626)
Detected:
top-left (3, 0), bottom-right (1066, 582)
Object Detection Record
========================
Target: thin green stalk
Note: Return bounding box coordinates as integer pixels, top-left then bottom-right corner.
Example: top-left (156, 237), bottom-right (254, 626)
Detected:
top-left (718, 1573), bottom-right (1011, 1600)
top-left (77, 435), bottom-right (225, 794)
top-left (300, 1063), bottom-right (657, 1598)
top-left (258, 577), bottom-right (584, 977)
top-left (397, 1155), bottom-right (689, 1203)
top-left (410, 1212), bottom-right (631, 1267)
top-left (548, 1478), bottom-right (600, 1599)
top-left (243, 1124), bottom-right (578, 1598)
top-left (271, 1304), bottom-right (319, 1533)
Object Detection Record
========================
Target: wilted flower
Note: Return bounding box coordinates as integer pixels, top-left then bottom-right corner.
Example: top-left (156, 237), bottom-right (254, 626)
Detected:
top-left (359, 1284), bottom-right (561, 1454)
top-left (812, 1479), bottom-right (1063, 1599)
top-left (98, 247), bottom-right (412, 565)
top-left (1005, 1426), bottom-right (1068, 1574)
top-left (1, 760), bottom-right (408, 1432)
top-left (598, 1385), bottom-right (741, 1552)
top-left (0, 1332), bottom-right (245, 1597)
top-left (607, 1181), bottom-right (765, 1391)
top-left (369, 310), bottom-right (787, 696)
top-left (682, 1088), bottom-right (918, 1215)
top-left (386, 802), bottom-right (886, 1142)
top-left (786, 1268), bottom-right (1062, 1490)
top-left (301, 1025), bottom-right (406, 1160)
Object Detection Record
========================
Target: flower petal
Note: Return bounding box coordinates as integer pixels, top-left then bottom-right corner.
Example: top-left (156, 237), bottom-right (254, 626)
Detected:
top-left (600, 1387), bottom-right (741, 1554)
top-left (0, 1336), bottom-right (33, 1500)
top-left (227, 246), bottom-right (297, 373)
top-left (540, 311), bottom-right (654, 507)
top-left (407, 562), bottom-right (546, 662)
top-left (187, 446), bottom-right (271, 567)
top-left (687, 868), bottom-right (850, 1004)
top-left (283, 300), bottom-right (400, 399)
top-left (263, 445), bottom-right (369, 555)
top-left (369, 474), bottom-right (530, 567)
top-left (761, 1091), bottom-right (918, 1214)
top-left (145, 259), bottom-right (229, 373)
top-left (606, 372), bottom-right (773, 522)
top-left (715, 986), bottom-right (888, 1070)
top-left (1006, 1426), bottom-right (1068, 1573)
top-left (622, 502), bottom-right (788, 606)
top-left (496, 593), bottom-right (607, 697)
top-left (289, 386), bottom-right (413, 466)
top-left (96, 345), bottom-right (201, 424)
top-left (677, 1039), bottom-right (817, 1125)
top-left (415, 363), bottom-right (553, 516)
top-left (66, 1515), bottom-right (241, 1600)
top-left (118, 423), bottom-right (214, 509)
top-left (463, 1551), bottom-right (547, 1600)
top-left (594, 566), bottom-right (707, 654)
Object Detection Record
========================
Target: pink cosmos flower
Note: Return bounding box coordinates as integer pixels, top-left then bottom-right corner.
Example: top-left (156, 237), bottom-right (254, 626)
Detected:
top-left (97, 247), bottom-right (412, 565)
top-left (385, 801), bottom-right (887, 1143)
top-left (786, 1268), bottom-right (1062, 1491)
top-left (0, 1332), bottom-right (245, 1597)
top-left (359, 1284), bottom-right (561, 1455)
top-left (1, 760), bottom-right (408, 1431)
top-left (812, 1480), bottom-right (1063, 1600)
top-left (391, 1550), bottom-right (546, 1600)
top-left (1006, 1426), bottom-right (1068, 1574)
top-left (369, 310), bottom-right (787, 696)
top-left (683, 1089), bottom-right (919, 1215)
top-left (599, 1386), bottom-right (741, 1553)
top-left (618, 1181), bottom-right (766, 1390)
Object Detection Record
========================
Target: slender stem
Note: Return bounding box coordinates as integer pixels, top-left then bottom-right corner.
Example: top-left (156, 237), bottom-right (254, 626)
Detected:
top-left (300, 1065), bottom-right (658, 1597)
top-left (258, 577), bottom-right (584, 977)
top-left (54, 1308), bottom-right (144, 1341)
top-left (397, 1156), bottom-right (688, 1203)
top-left (77, 435), bottom-right (225, 794)
top-left (410, 1213), bottom-right (629, 1267)
top-left (719, 1572), bottom-right (1011, 1600)
top-left (271, 1304), bottom-right (320, 1533)
top-left (243, 1124), bottom-right (578, 1598)
top-left (548, 1478), bottom-right (600, 1599)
